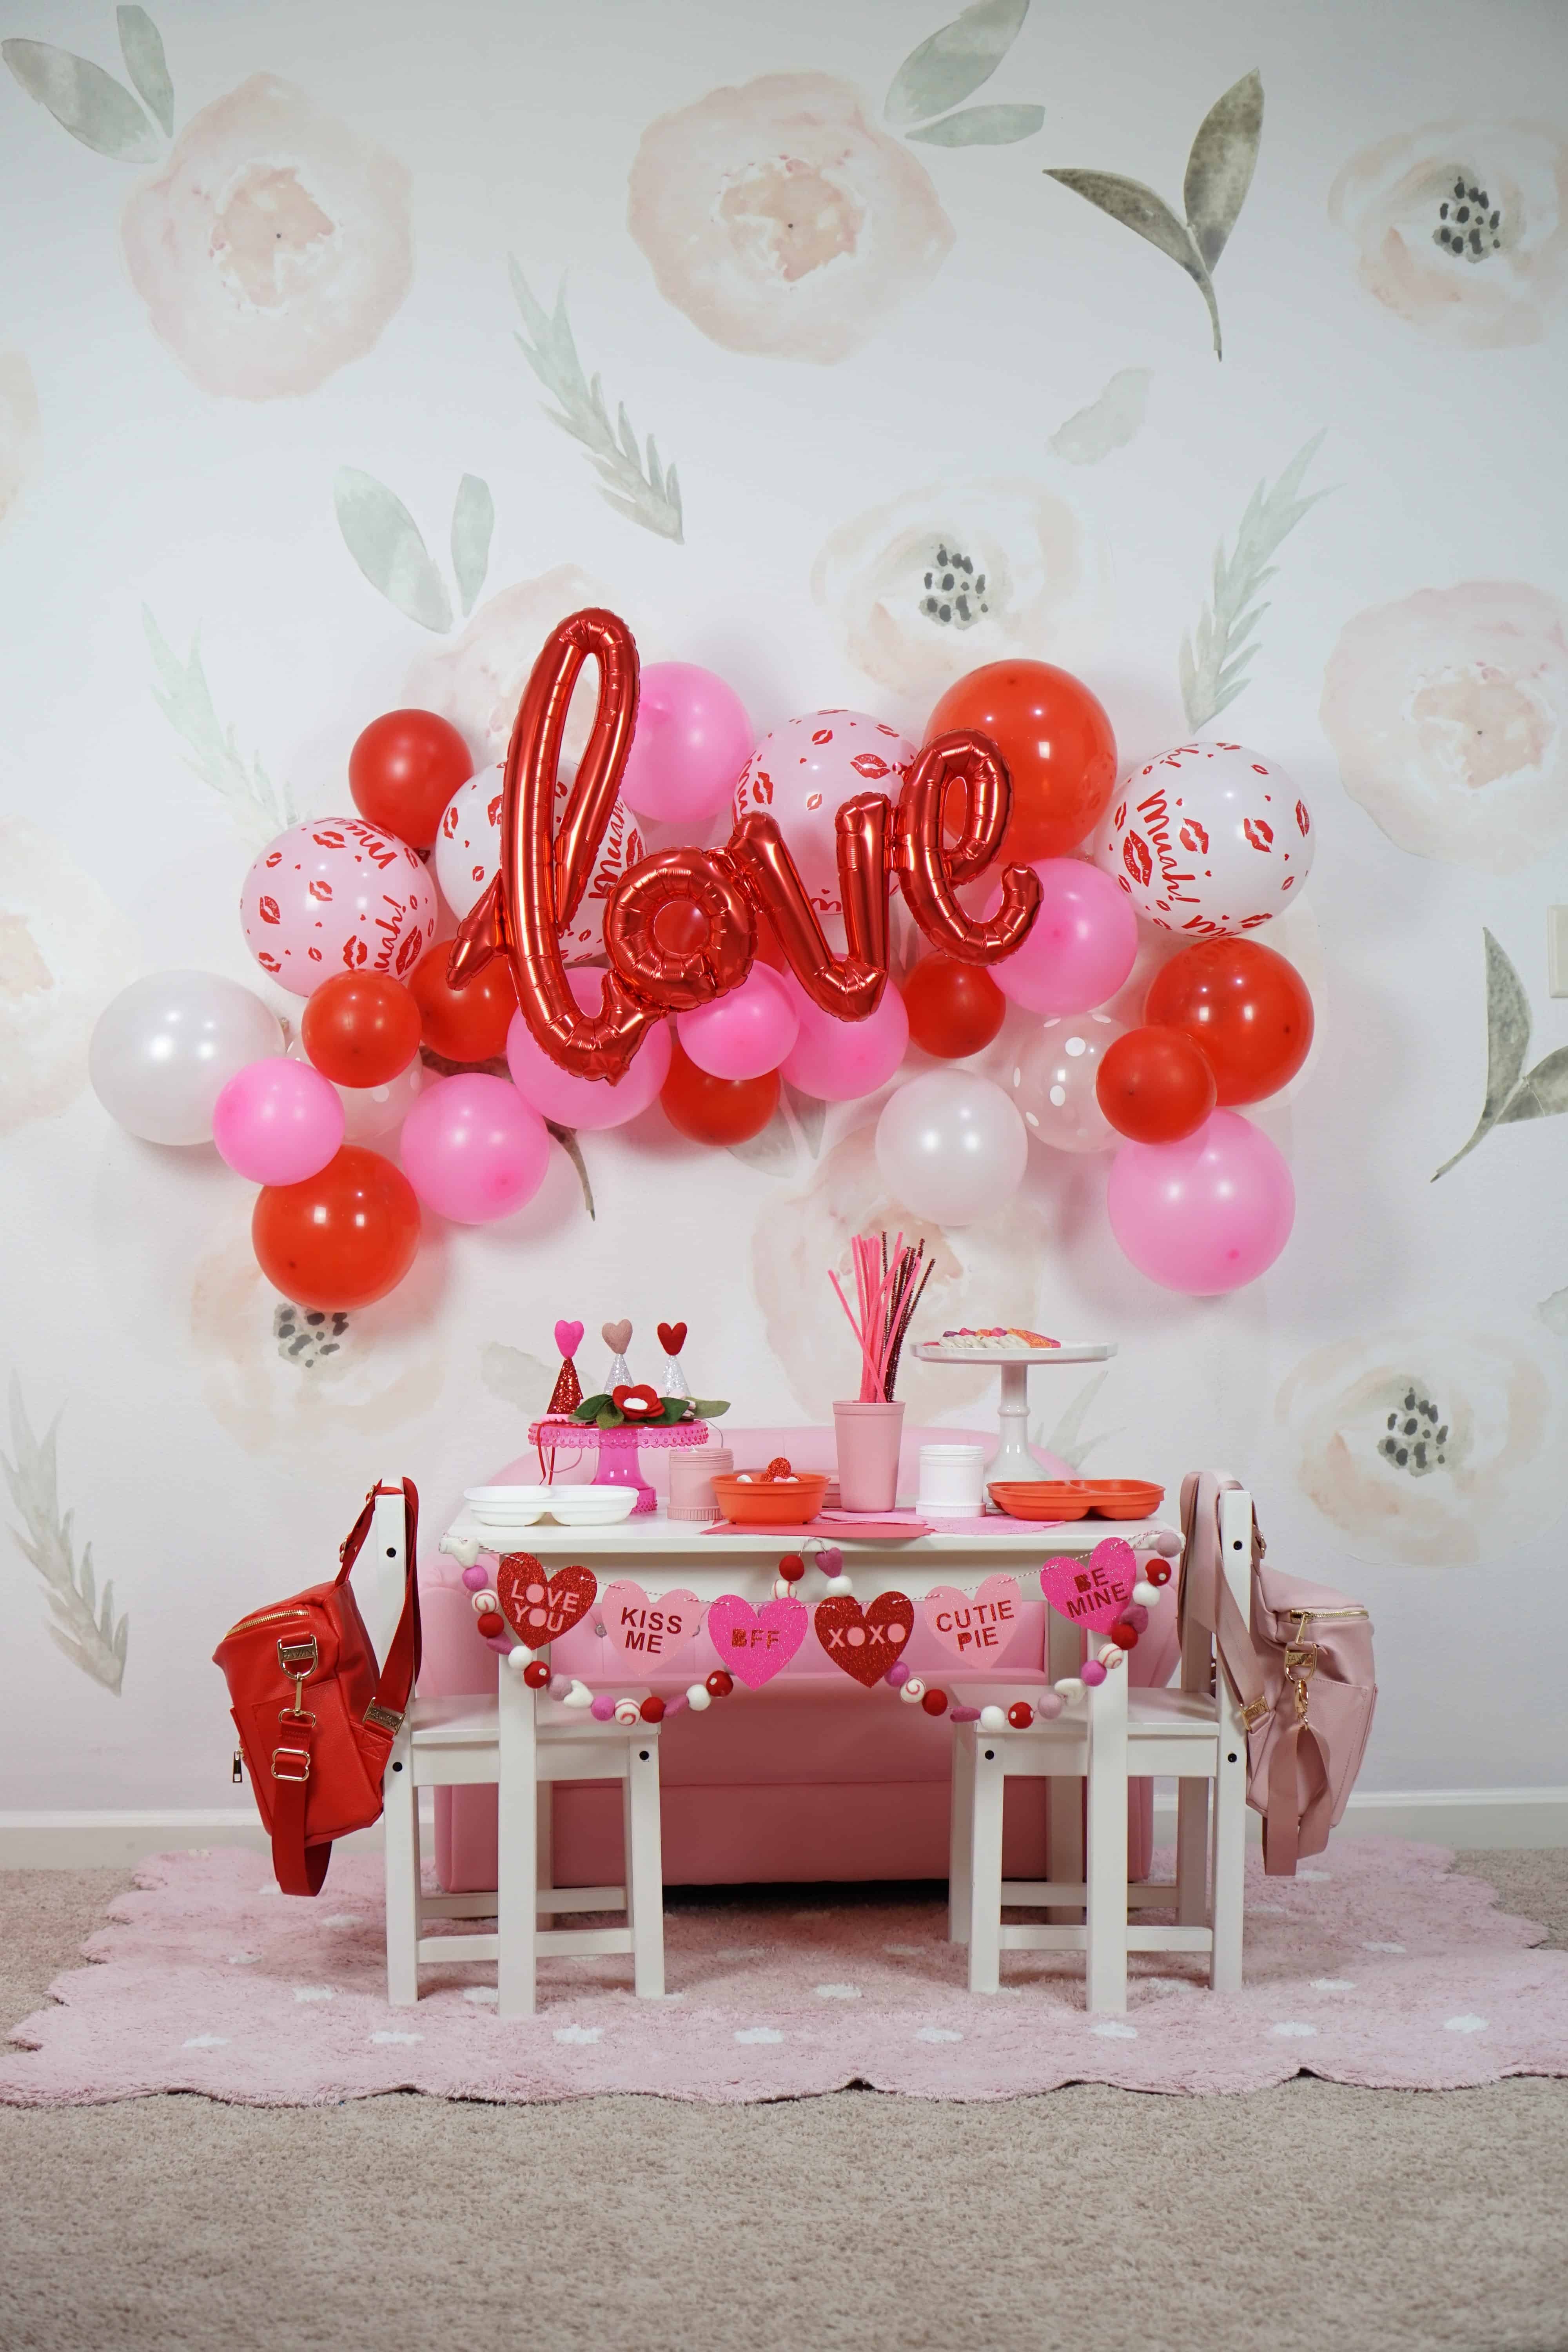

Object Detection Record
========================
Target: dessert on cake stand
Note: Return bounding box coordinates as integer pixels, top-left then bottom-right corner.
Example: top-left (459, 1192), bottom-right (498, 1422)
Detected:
top-left (911, 1338), bottom-right (1117, 1486)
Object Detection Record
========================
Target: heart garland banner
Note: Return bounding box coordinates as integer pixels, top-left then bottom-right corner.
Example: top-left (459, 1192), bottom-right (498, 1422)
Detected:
top-left (1038, 1538), bottom-right (1137, 1635)
top-left (920, 1574), bottom-right (1025, 1664)
top-left (597, 1582), bottom-right (703, 1678)
top-left (813, 1591), bottom-right (915, 1688)
top-left (705, 1593), bottom-right (809, 1689)
top-left (496, 1557), bottom-right (598, 1648)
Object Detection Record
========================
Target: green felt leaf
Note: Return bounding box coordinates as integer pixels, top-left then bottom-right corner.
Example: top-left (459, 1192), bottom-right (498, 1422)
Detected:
top-left (909, 102), bottom-right (1044, 145)
top-left (116, 6), bottom-right (172, 136)
top-left (689, 1399), bottom-right (730, 1420)
top-left (3, 37), bottom-right (160, 159)
top-left (886, 0), bottom-right (1030, 127)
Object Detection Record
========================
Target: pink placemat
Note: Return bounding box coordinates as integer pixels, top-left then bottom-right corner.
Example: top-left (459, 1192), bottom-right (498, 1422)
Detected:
top-left (704, 1515), bottom-right (934, 1539)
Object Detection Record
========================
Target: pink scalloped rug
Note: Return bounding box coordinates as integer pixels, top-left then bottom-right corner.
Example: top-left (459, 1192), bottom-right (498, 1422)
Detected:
top-left (3, 1841), bottom-right (1564, 2105)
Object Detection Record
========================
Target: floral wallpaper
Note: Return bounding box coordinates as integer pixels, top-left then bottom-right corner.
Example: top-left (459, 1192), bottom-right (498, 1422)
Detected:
top-left (1, 0), bottom-right (1565, 1809)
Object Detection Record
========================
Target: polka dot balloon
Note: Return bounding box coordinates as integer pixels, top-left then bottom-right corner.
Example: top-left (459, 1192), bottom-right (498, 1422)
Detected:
top-left (1011, 1013), bottom-right (1125, 1152)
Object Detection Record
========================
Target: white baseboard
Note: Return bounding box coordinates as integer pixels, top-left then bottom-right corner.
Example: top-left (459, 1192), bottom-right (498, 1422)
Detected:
top-left (2, 1789), bottom-right (1566, 1868)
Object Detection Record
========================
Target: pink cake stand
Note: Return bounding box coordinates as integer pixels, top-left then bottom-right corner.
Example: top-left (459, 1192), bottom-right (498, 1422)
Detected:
top-left (528, 1416), bottom-right (712, 1515)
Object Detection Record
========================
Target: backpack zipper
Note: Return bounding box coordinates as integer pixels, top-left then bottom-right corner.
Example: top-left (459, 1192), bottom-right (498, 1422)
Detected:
top-left (223, 1603), bottom-right (313, 1640)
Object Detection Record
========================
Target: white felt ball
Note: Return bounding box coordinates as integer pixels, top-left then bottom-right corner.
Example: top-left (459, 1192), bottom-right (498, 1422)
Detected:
top-left (470, 1588), bottom-right (499, 1616)
top-left (686, 1683), bottom-right (712, 1712)
top-left (1131, 1581), bottom-right (1157, 1608)
top-left (563, 1680), bottom-right (593, 1708)
top-left (440, 1535), bottom-right (483, 1569)
top-left (899, 1678), bottom-right (926, 1704)
top-left (979, 1705), bottom-right (1007, 1733)
top-left (1098, 1645), bottom-right (1125, 1671)
top-left (822, 1575), bottom-right (854, 1597)
top-left (505, 1647), bottom-right (530, 1674)
top-left (614, 1698), bottom-right (640, 1726)
top-left (1054, 1677), bottom-right (1085, 1701)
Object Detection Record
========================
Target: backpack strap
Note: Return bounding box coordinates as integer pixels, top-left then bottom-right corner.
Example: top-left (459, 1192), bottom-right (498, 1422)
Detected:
top-left (1177, 1473), bottom-right (1270, 1729)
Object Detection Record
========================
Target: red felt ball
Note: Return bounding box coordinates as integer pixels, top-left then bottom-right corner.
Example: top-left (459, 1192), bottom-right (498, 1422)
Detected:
top-left (921, 1687), bottom-right (949, 1716)
top-left (476, 1610), bottom-right (504, 1638)
top-left (705, 1670), bottom-right (734, 1698)
top-left (1146, 1560), bottom-right (1172, 1586)
top-left (349, 708), bottom-right (473, 849)
top-left (1110, 1621), bottom-right (1139, 1650)
top-left (523, 1659), bottom-right (551, 1689)
top-left (639, 1695), bottom-right (666, 1723)
top-left (777, 1553), bottom-right (805, 1582)
top-left (1007, 1701), bottom-right (1034, 1729)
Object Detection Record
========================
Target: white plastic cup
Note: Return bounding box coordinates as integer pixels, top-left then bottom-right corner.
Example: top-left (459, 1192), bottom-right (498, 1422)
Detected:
top-left (915, 1443), bottom-right (986, 1517)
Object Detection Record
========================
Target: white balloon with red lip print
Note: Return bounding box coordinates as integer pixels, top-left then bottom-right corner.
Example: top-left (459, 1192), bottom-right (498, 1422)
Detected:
top-left (1092, 742), bottom-right (1314, 936)
top-left (731, 711), bottom-right (915, 919)
top-left (433, 760), bottom-right (644, 961)
top-left (240, 816), bottom-right (437, 997)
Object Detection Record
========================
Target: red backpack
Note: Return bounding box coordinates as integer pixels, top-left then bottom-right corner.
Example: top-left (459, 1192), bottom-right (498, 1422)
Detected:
top-left (214, 1480), bottom-right (421, 1896)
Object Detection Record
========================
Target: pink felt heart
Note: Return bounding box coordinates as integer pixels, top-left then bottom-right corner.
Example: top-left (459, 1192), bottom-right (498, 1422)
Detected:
top-left (705, 1594), bottom-right (808, 1690)
top-left (598, 1583), bottom-right (703, 1679)
top-left (921, 1574), bottom-right (1025, 1664)
top-left (554, 1319), bottom-right (584, 1360)
top-left (1038, 1539), bottom-right (1137, 1635)
top-left (601, 1319), bottom-right (632, 1354)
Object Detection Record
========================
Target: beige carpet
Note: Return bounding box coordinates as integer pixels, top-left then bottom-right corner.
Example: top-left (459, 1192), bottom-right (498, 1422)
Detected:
top-left (2, 1856), bottom-right (1566, 2352)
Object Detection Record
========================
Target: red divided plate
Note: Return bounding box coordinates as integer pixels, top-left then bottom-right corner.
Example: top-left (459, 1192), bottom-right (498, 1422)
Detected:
top-left (989, 1480), bottom-right (1163, 1523)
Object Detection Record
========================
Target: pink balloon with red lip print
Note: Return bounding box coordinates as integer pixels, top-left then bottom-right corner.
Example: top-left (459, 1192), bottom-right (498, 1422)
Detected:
top-left (731, 712), bottom-right (916, 920)
top-left (241, 816), bottom-right (438, 998)
top-left (1093, 743), bottom-right (1314, 937)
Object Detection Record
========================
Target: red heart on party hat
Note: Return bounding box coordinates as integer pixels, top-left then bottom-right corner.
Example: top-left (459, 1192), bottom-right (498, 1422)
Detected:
top-left (657, 1321), bottom-right (688, 1356)
top-left (813, 1590), bottom-right (915, 1688)
top-left (496, 1557), bottom-right (597, 1650)
top-left (704, 1593), bottom-right (808, 1689)
top-left (554, 1319), bottom-right (584, 1359)
top-left (1038, 1539), bottom-right (1136, 1635)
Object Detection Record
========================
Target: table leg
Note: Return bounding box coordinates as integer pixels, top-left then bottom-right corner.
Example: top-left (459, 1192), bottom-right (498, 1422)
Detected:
top-left (497, 1662), bottom-right (538, 2019)
top-left (948, 1727), bottom-right (975, 1944)
top-left (967, 1732), bottom-right (1005, 1996)
top-left (1046, 1610), bottom-right (1084, 1922)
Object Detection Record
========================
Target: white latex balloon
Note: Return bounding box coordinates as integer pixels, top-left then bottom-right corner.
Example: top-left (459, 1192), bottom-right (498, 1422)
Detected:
top-left (287, 1038), bottom-right (424, 1142)
top-left (874, 1072), bottom-right (1027, 1226)
top-left (1011, 1014), bottom-right (1125, 1154)
top-left (89, 971), bottom-right (282, 1145)
top-left (1094, 742), bottom-right (1314, 934)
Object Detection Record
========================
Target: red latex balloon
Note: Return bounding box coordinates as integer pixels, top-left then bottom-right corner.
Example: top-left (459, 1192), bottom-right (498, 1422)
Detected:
top-left (904, 954), bottom-right (1006, 1059)
top-left (252, 1145), bottom-right (421, 1310)
top-left (1144, 939), bottom-right (1313, 1106)
top-left (408, 938), bottom-right (518, 1063)
top-left (1096, 1024), bottom-right (1217, 1143)
top-left (300, 971), bottom-right (423, 1086)
top-left (926, 661), bottom-right (1117, 863)
top-left (349, 709), bottom-right (473, 849)
top-left (660, 1038), bottom-right (779, 1145)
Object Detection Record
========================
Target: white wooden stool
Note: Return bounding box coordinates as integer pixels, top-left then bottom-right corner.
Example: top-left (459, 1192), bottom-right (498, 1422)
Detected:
top-left (383, 1666), bottom-right (666, 2018)
top-left (949, 1483), bottom-right (1253, 2012)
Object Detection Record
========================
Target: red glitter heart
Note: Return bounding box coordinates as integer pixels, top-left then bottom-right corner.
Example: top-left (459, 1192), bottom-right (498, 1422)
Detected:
top-left (495, 1558), bottom-right (597, 1650)
top-left (812, 1591), bottom-right (915, 1688)
top-left (657, 1322), bottom-right (688, 1356)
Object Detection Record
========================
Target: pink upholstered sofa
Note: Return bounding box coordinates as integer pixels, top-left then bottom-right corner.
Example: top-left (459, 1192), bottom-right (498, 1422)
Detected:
top-left (418, 1426), bottom-right (1179, 1891)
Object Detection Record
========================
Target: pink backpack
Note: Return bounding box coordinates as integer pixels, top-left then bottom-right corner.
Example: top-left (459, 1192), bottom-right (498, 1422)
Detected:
top-left (1179, 1472), bottom-right (1377, 1876)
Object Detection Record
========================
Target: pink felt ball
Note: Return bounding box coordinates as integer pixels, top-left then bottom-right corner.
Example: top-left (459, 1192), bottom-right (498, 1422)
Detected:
top-left (1081, 1659), bottom-right (1108, 1687)
top-left (886, 1661), bottom-right (911, 1688)
top-left (590, 1693), bottom-right (617, 1722)
top-left (1123, 1601), bottom-right (1150, 1633)
top-left (548, 1673), bottom-right (573, 1700)
top-left (212, 1055), bottom-right (344, 1185)
top-left (1036, 1690), bottom-right (1065, 1720)
top-left (460, 1563), bottom-right (489, 1592)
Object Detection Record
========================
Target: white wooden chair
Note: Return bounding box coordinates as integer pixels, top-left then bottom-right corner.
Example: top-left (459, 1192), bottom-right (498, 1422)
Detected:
top-left (948, 1483), bottom-right (1252, 2012)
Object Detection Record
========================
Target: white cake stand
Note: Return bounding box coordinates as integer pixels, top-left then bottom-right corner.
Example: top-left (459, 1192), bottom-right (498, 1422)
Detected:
top-left (911, 1341), bottom-right (1117, 1485)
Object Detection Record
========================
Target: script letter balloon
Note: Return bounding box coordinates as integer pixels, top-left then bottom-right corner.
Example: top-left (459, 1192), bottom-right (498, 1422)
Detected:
top-left (241, 817), bottom-right (437, 998)
top-left (434, 759), bottom-right (644, 955)
top-left (1144, 937), bottom-right (1313, 1105)
top-left (1107, 1110), bottom-right (1294, 1294)
top-left (212, 1056), bottom-right (344, 1185)
top-left (904, 955), bottom-right (1005, 1059)
top-left (252, 1145), bottom-right (421, 1310)
top-left (1095, 743), bottom-right (1314, 934)
top-left (661, 1038), bottom-right (780, 1145)
top-left (1096, 1024), bottom-right (1216, 1144)
top-left (300, 971), bottom-right (422, 1087)
top-left (780, 973), bottom-right (908, 1102)
top-left (895, 735), bottom-right (1041, 965)
top-left (926, 661), bottom-right (1117, 864)
top-left (732, 711), bottom-right (915, 920)
top-left (1011, 1016), bottom-right (1124, 1153)
top-left (506, 966), bottom-right (671, 1130)
top-left (989, 858), bottom-right (1137, 1017)
top-left (676, 965), bottom-right (799, 1080)
top-left (874, 1072), bottom-right (1027, 1225)
top-left (399, 1074), bottom-right (550, 1223)
top-left (89, 972), bottom-right (282, 1145)
top-left (619, 662), bottom-right (753, 826)
top-left (349, 708), bottom-right (472, 849)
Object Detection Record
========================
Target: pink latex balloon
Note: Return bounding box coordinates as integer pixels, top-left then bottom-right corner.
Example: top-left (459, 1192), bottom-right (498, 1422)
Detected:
top-left (989, 858), bottom-right (1138, 1016)
top-left (506, 967), bottom-right (672, 1130)
top-left (212, 1055), bottom-right (344, 1185)
top-left (241, 816), bottom-right (438, 998)
top-left (1106, 1108), bottom-right (1295, 1294)
top-left (676, 965), bottom-right (799, 1080)
top-left (619, 663), bottom-right (753, 828)
top-left (398, 1073), bottom-right (550, 1224)
top-left (779, 973), bottom-right (909, 1102)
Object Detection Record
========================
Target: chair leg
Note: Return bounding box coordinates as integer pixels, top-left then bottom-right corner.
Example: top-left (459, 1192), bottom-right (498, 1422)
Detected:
top-left (382, 1728), bottom-right (420, 2008)
top-left (948, 1726), bottom-right (975, 1944)
top-left (967, 1735), bottom-right (1005, 1996)
top-left (1176, 1778), bottom-right (1210, 1926)
top-left (624, 1738), bottom-right (665, 2000)
top-left (497, 1666), bottom-right (538, 2019)
top-left (1210, 1723), bottom-right (1247, 1995)
top-left (1085, 1678), bottom-right (1129, 2015)
top-left (535, 1777), bottom-right (554, 1916)
top-left (1046, 1613), bottom-right (1085, 1922)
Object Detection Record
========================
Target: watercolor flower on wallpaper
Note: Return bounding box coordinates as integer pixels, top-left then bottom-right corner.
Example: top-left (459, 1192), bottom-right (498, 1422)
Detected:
top-left (1276, 1327), bottom-right (1568, 1567)
top-left (1320, 581), bottom-right (1568, 874)
top-left (405, 564), bottom-right (622, 768)
top-left (4, 19), bottom-right (411, 400)
top-left (189, 1197), bottom-right (445, 1461)
top-left (811, 474), bottom-right (1107, 708)
top-left (628, 72), bottom-right (955, 364)
top-left (0, 351), bottom-right (39, 534)
top-left (1, 820), bottom-right (142, 1137)
top-left (1328, 121), bottom-right (1568, 349)
top-left (751, 1124), bottom-right (1049, 1419)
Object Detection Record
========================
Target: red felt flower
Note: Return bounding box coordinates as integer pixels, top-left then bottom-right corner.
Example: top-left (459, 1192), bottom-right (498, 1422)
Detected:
top-left (612, 1383), bottom-right (663, 1420)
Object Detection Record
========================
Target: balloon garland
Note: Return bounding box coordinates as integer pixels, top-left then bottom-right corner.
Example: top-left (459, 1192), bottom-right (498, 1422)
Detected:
top-left (88, 609), bottom-right (1317, 1307)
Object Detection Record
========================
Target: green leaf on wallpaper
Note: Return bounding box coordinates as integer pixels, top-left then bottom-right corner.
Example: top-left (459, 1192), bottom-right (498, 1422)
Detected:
top-left (909, 102), bottom-right (1044, 146)
top-left (143, 608), bottom-right (296, 851)
top-left (334, 468), bottom-right (454, 633)
top-left (3, 1377), bottom-right (127, 1696)
top-left (2, 35), bottom-right (161, 159)
top-left (1182, 68), bottom-right (1262, 272)
top-left (1432, 929), bottom-right (1539, 1180)
top-left (509, 261), bottom-right (684, 543)
top-left (1049, 366), bottom-right (1152, 465)
top-left (115, 5), bottom-right (172, 136)
top-left (726, 1111), bottom-right (800, 1177)
top-left (450, 473), bottom-right (494, 617)
top-left (1495, 1046), bottom-right (1568, 1125)
top-left (545, 1121), bottom-right (595, 1219)
top-left (782, 1081), bottom-right (826, 1160)
top-left (1036, 1369), bottom-right (1120, 1473)
top-left (1538, 1286), bottom-right (1568, 1340)
top-left (886, 0), bottom-right (1030, 128)
top-left (1045, 70), bottom-right (1263, 359)
top-left (479, 1343), bottom-right (553, 1413)
top-left (1178, 430), bottom-right (1325, 731)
